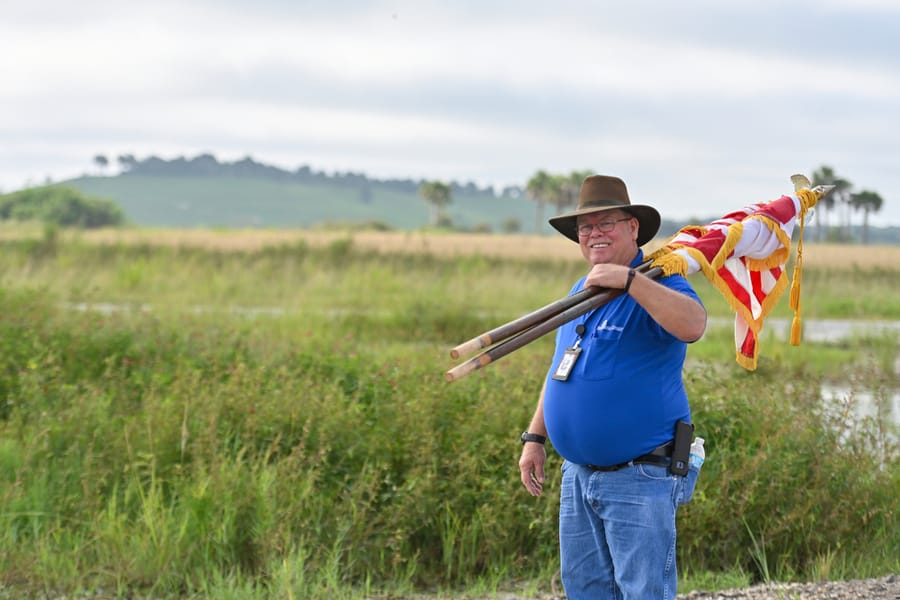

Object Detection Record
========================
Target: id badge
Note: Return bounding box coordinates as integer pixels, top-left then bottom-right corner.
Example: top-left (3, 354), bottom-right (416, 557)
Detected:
top-left (552, 346), bottom-right (582, 381)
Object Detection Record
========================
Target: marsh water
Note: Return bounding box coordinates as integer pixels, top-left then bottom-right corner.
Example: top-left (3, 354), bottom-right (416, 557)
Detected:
top-left (710, 317), bottom-right (900, 438)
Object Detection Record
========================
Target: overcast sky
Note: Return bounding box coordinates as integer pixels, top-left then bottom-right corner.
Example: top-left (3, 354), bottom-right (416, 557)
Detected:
top-left (3, 0), bottom-right (900, 226)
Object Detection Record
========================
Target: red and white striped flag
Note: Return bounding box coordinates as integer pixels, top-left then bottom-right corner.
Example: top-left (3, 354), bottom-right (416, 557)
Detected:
top-left (648, 175), bottom-right (829, 370)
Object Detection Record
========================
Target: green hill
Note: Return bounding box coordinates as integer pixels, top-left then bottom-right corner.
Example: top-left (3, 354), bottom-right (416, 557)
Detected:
top-left (62, 174), bottom-right (549, 233)
top-left (46, 149), bottom-right (898, 242)
top-left (61, 174), bottom-right (900, 243)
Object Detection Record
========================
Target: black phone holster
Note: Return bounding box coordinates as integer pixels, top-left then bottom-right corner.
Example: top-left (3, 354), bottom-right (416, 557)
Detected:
top-left (669, 420), bottom-right (694, 476)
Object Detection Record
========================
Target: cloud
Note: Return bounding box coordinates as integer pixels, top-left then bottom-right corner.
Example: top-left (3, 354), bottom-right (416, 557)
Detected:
top-left (1, 0), bottom-right (899, 226)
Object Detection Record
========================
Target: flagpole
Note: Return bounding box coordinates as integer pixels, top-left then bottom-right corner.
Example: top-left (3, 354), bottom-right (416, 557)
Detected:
top-left (449, 261), bottom-right (656, 361)
top-left (445, 267), bottom-right (663, 381)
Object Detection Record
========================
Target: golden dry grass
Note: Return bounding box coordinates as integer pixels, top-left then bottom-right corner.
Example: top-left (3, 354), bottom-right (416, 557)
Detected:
top-left (68, 227), bottom-right (590, 262)
top-left (2, 225), bottom-right (898, 270)
top-left (788, 242), bottom-right (900, 270)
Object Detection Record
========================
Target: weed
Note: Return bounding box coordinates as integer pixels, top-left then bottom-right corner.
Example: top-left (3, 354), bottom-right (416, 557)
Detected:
top-left (0, 236), bottom-right (897, 596)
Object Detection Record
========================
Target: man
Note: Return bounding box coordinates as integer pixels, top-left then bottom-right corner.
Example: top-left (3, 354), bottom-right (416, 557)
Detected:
top-left (518, 175), bottom-right (706, 600)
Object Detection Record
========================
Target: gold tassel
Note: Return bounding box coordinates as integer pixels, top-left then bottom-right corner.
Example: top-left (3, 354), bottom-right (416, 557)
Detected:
top-left (789, 271), bottom-right (802, 346)
top-left (789, 278), bottom-right (801, 311)
top-left (790, 312), bottom-right (802, 346)
top-left (789, 195), bottom-right (808, 346)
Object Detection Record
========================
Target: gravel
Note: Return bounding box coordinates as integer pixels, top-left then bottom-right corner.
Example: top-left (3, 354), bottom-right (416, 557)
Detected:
top-left (2, 575), bottom-right (897, 599)
top-left (678, 575), bottom-right (900, 600)
top-left (433, 575), bottom-right (900, 600)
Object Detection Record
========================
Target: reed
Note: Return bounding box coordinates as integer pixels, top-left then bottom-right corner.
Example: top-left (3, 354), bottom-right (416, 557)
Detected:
top-left (0, 235), bottom-right (896, 597)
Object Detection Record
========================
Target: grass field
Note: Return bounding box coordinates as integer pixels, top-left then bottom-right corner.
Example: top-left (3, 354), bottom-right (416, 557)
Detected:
top-left (0, 227), bottom-right (897, 598)
top-left (5, 224), bottom-right (900, 268)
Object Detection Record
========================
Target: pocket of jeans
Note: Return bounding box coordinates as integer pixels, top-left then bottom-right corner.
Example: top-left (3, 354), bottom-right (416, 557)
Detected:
top-left (677, 465), bottom-right (701, 506)
top-left (635, 462), bottom-right (671, 481)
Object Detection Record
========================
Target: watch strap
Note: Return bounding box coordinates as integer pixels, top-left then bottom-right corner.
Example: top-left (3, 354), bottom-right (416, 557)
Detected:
top-left (623, 268), bottom-right (637, 294)
top-left (521, 431), bottom-right (546, 445)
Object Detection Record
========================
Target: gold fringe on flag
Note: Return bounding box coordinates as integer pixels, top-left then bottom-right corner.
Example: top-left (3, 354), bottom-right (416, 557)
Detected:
top-left (648, 176), bottom-right (831, 370)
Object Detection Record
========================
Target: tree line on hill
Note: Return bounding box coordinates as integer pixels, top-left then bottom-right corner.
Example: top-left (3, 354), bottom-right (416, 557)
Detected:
top-left (1, 153), bottom-right (890, 243)
top-left (96, 154), bottom-right (887, 237)
top-left (95, 153), bottom-right (525, 200)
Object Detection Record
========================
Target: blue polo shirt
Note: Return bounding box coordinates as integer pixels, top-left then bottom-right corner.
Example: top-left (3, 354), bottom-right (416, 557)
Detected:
top-left (543, 255), bottom-right (702, 467)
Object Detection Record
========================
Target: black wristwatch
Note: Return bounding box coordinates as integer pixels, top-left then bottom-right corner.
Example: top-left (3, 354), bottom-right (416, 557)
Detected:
top-left (521, 431), bottom-right (546, 445)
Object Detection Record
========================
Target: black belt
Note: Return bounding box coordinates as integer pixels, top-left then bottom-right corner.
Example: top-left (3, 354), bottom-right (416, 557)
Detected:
top-left (585, 441), bottom-right (674, 472)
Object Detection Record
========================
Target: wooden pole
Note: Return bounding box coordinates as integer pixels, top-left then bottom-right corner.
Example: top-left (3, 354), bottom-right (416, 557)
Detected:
top-left (449, 261), bottom-right (655, 361)
top-left (448, 285), bottom-right (600, 360)
top-left (445, 267), bottom-right (663, 381)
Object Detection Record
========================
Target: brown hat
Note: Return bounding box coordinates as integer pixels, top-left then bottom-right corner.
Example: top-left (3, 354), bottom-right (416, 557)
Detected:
top-left (548, 175), bottom-right (661, 246)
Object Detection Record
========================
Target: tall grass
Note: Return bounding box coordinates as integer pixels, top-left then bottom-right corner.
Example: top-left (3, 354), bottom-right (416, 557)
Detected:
top-left (0, 236), bottom-right (897, 597)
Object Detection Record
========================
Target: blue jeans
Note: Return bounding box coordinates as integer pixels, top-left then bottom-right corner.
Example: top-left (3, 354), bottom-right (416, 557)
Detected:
top-left (558, 460), bottom-right (699, 600)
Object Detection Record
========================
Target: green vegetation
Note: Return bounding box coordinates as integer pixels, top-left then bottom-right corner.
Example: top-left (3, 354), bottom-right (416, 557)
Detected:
top-left (419, 180), bottom-right (453, 228)
top-left (52, 154), bottom-right (899, 242)
top-left (0, 186), bottom-right (124, 229)
top-left (0, 236), bottom-right (897, 598)
top-left (524, 169), bottom-right (594, 235)
top-left (65, 175), bottom-right (532, 235)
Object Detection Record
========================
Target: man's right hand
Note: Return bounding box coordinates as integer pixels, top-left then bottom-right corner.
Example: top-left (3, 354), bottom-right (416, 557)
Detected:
top-left (519, 442), bottom-right (547, 497)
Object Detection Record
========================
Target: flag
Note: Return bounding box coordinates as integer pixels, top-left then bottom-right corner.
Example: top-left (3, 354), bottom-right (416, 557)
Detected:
top-left (647, 175), bottom-right (830, 370)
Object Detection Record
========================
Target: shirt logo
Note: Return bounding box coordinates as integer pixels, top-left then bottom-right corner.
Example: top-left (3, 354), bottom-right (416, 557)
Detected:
top-left (596, 319), bottom-right (624, 333)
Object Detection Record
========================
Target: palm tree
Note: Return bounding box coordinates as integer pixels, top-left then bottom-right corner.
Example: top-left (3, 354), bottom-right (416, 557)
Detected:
top-left (564, 169), bottom-right (592, 210)
top-left (545, 174), bottom-right (571, 216)
top-left (93, 154), bottom-right (109, 175)
top-left (418, 180), bottom-right (452, 227)
top-left (526, 170), bottom-right (553, 234)
top-left (545, 175), bottom-right (564, 217)
top-left (117, 154), bottom-right (137, 173)
top-left (811, 165), bottom-right (852, 241)
top-left (849, 190), bottom-right (884, 244)
top-left (546, 170), bottom-right (590, 218)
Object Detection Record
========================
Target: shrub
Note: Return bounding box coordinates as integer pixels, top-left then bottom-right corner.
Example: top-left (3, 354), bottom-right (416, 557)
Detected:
top-left (0, 186), bottom-right (125, 228)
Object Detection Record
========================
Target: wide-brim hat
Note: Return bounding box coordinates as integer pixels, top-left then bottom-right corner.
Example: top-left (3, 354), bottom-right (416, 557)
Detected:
top-left (548, 175), bottom-right (661, 246)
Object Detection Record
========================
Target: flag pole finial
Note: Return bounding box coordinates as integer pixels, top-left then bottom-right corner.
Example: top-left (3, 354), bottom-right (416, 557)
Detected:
top-left (790, 173), bottom-right (811, 191)
top-left (791, 173), bottom-right (835, 214)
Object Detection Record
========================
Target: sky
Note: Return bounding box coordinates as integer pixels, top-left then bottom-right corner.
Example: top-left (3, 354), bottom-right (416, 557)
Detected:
top-left (3, 0), bottom-right (900, 226)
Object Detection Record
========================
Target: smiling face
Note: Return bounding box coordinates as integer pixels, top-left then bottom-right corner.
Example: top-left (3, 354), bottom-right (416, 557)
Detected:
top-left (576, 209), bottom-right (640, 266)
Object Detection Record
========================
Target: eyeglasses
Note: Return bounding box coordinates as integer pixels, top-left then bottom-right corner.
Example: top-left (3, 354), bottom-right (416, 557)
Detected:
top-left (576, 217), bottom-right (632, 237)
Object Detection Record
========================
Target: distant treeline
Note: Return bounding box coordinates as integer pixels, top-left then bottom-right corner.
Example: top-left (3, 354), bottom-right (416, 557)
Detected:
top-left (108, 153), bottom-right (524, 199)
top-left (76, 153), bottom-right (899, 243)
